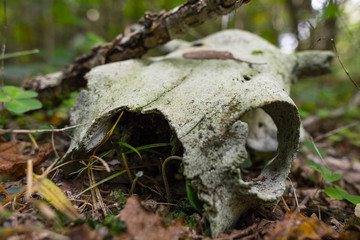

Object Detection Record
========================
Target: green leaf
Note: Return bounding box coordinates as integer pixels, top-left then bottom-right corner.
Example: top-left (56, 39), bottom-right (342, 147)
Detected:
top-left (335, 185), bottom-right (360, 205)
top-left (303, 141), bottom-right (327, 158)
top-left (323, 1), bottom-right (341, 19)
top-left (11, 89), bottom-right (38, 99)
top-left (3, 86), bottom-right (38, 99)
top-left (304, 141), bottom-right (325, 157)
top-left (124, 142), bottom-right (170, 155)
top-left (116, 141), bottom-right (142, 160)
top-left (0, 91), bottom-right (10, 102)
top-left (2, 86), bottom-right (21, 99)
top-left (324, 187), bottom-right (344, 200)
top-left (325, 185), bottom-right (360, 205)
top-left (345, 194), bottom-right (360, 205)
top-left (0, 49), bottom-right (39, 60)
top-left (6, 98), bottom-right (42, 114)
top-left (186, 179), bottom-right (204, 212)
top-left (304, 160), bottom-right (341, 182)
top-left (77, 170), bottom-right (127, 196)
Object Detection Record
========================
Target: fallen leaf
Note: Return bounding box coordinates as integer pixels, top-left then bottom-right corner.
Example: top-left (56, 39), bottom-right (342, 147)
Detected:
top-left (0, 142), bottom-right (53, 177)
top-left (33, 174), bottom-right (81, 221)
top-left (119, 196), bottom-right (190, 240)
top-left (265, 211), bottom-right (340, 240)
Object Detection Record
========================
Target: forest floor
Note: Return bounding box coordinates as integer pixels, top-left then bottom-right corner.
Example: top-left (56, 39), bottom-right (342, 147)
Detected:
top-left (0, 78), bottom-right (360, 240)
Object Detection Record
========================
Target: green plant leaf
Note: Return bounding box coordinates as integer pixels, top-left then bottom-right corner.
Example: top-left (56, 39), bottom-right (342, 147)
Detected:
top-left (0, 91), bottom-right (10, 102)
top-left (304, 160), bottom-right (341, 182)
top-left (3, 86), bottom-right (38, 99)
top-left (186, 179), bottom-right (204, 212)
top-left (334, 185), bottom-right (360, 205)
top-left (325, 185), bottom-right (360, 205)
top-left (11, 89), bottom-right (38, 99)
top-left (77, 170), bottom-right (127, 196)
top-left (322, 1), bottom-right (341, 19)
top-left (124, 142), bottom-right (170, 155)
top-left (324, 187), bottom-right (344, 200)
top-left (0, 49), bottom-right (39, 60)
top-left (116, 141), bottom-right (142, 160)
top-left (303, 141), bottom-right (327, 158)
top-left (6, 98), bottom-right (42, 114)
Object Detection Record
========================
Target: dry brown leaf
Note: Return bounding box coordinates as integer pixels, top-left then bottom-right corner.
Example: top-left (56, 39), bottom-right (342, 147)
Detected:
top-left (0, 142), bottom-right (53, 177)
top-left (119, 196), bottom-right (190, 240)
top-left (265, 211), bottom-right (340, 240)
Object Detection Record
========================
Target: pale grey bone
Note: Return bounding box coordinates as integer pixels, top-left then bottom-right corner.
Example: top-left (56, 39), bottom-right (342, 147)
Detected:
top-left (60, 29), bottom-right (333, 237)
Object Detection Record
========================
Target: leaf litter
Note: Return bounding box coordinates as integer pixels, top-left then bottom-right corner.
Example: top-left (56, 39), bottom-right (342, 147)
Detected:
top-left (1, 111), bottom-right (360, 239)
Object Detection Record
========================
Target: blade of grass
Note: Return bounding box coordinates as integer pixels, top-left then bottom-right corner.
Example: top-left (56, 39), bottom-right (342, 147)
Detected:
top-left (76, 170), bottom-right (127, 197)
top-left (123, 142), bottom-right (170, 155)
top-left (0, 49), bottom-right (39, 60)
top-left (116, 141), bottom-right (142, 159)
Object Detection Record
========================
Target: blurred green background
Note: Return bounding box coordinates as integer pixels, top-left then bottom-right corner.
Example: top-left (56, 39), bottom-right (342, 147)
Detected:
top-left (1, 0), bottom-right (359, 124)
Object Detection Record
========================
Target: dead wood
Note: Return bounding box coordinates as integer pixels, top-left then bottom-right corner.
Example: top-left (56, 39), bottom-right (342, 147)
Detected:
top-left (25, 0), bottom-right (251, 100)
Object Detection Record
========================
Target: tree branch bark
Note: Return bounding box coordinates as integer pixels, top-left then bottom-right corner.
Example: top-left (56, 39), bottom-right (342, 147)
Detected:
top-left (25, 0), bottom-right (251, 98)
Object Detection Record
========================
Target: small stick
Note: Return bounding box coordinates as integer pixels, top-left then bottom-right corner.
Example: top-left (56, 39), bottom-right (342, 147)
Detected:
top-left (50, 126), bottom-right (59, 159)
top-left (91, 155), bottom-right (111, 173)
top-left (314, 121), bottom-right (359, 142)
top-left (122, 153), bottom-right (133, 183)
top-left (331, 38), bottom-right (360, 90)
top-left (182, 50), bottom-right (266, 65)
top-left (25, 159), bottom-right (33, 200)
top-left (0, 121), bottom-right (91, 134)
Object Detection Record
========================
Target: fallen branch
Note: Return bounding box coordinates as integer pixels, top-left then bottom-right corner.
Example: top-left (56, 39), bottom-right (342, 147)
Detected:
top-left (25, 0), bottom-right (251, 95)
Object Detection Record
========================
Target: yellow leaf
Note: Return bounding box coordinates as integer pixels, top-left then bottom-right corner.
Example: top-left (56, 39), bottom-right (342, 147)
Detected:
top-left (33, 174), bottom-right (80, 221)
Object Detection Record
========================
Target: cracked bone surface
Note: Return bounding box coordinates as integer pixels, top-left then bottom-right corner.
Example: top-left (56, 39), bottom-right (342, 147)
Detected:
top-left (60, 30), bottom-right (333, 237)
